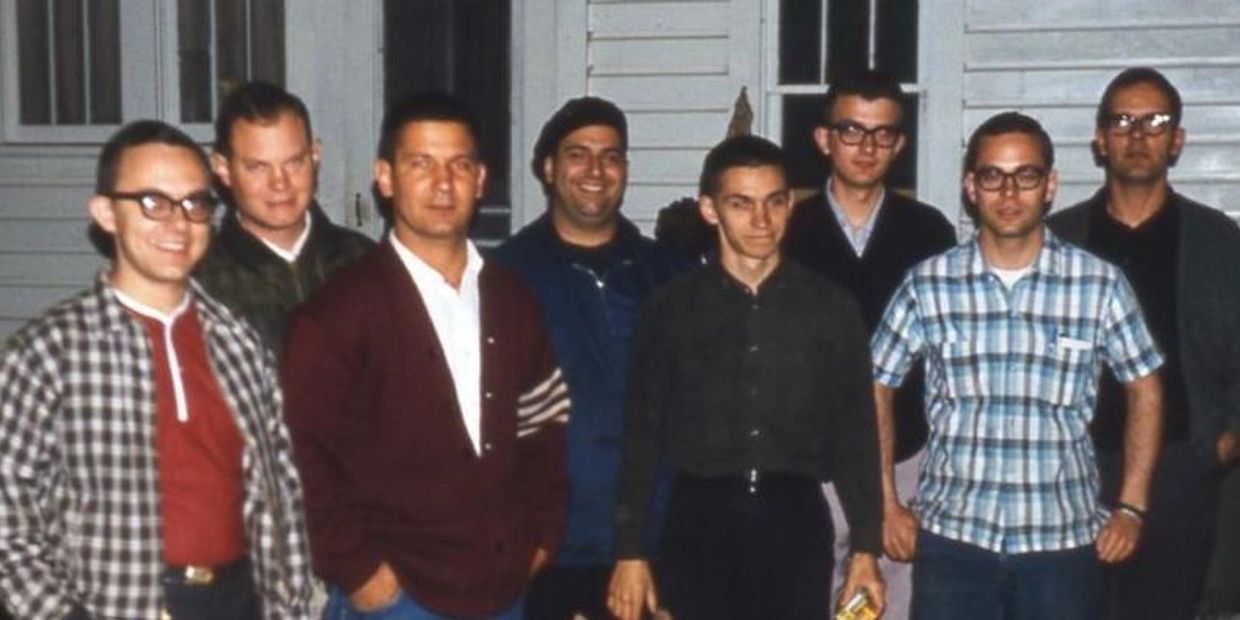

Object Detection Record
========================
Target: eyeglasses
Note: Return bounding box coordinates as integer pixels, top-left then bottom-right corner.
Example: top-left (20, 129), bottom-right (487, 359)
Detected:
top-left (973, 166), bottom-right (1047, 192)
top-left (828, 122), bottom-right (901, 148)
top-left (106, 191), bottom-right (218, 223)
top-left (1103, 113), bottom-right (1174, 136)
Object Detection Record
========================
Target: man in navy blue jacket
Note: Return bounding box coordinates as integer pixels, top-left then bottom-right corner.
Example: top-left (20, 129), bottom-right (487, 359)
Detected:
top-left (494, 97), bottom-right (682, 619)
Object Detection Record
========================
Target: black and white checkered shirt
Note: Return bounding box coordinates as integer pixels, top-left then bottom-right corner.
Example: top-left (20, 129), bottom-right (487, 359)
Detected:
top-left (0, 274), bottom-right (314, 619)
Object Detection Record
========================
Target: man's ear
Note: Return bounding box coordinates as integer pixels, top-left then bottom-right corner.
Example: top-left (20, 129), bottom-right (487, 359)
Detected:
top-left (373, 159), bottom-right (394, 199)
top-left (698, 195), bottom-right (720, 226)
top-left (962, 172), bottom-right (978, 207)
top-left (210, 152), bottom-right (233, 188)
top-left (1169, 126), bottom-right (1186, 167)
top-left (813, 126), bottom-right (831, 157)
top-left (541, 156), bottom-right (556, 187)
top-left (312, 140), bottom-right (324, 167)
top-left (88, 195), bottom-right (118, 234)
top-left (474, 162), bottom-right (488, 200)
top-left (892, 133), bottom-right (908, 158)
top-left (1045, 168), bottom-right (1060, 205)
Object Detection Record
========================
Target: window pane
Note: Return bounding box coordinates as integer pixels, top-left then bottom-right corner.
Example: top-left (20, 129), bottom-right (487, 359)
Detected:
top-left (780, 92), bottom-right (918, 193)
top-left (384, 0), bottom-right (512, 239)
top-left (16, 0), bottom-right (51, 124)
top-left (215, 0), bottom-right (248, 100)
top-left (179, 0), bottom-right (212, 123)
top-left (53, 0), bottom-right (85, 124)
top-left (779, 0), bottom-right (822, 85)
top-left (249, 1), bottom-right (284, 85)
top-left (826, 0), bottom-right (869, 79)
top-left (876, 0), bottom-right (917, 82)
top-left (88, 0), bottom-right (121, 123)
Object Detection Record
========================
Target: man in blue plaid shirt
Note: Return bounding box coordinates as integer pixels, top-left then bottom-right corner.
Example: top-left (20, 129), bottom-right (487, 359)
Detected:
top-left (871, 112), bottom-right (1165, 619)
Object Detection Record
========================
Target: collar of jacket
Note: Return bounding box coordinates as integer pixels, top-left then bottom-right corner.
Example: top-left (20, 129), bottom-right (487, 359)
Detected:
top-left (527, 211), bottom-right (646, 263)
top-left (91, 270), bottom-right (253, 345)
top-left (215, 201), bottom-right (333, 268)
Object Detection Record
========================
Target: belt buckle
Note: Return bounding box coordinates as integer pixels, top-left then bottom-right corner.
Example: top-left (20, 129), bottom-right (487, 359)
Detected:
top-left (183, 565), bottom-right (215, 586)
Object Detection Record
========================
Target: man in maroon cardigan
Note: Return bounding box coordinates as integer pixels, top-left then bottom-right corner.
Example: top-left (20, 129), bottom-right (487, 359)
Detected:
top-left (282, 93), bottom-right (570, 619)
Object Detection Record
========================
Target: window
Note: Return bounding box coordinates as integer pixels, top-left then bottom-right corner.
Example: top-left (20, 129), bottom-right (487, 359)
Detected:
top-left (15, 0), bottom-right (120, 125)
top-left (767, 0), bottom-right (920, 193)
top-left (384, 0), bottom-right (511, 245)
top-left (3, 0), bottom-right (284, 141)
top-left (178, 0), bottom-right (285, 124)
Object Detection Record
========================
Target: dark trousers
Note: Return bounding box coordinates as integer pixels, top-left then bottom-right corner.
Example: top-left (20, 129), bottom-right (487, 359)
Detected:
top-left (161, 560), bottom-right (260, 620)
top-left (1098, 440), bottom-right (1222, 620)
top-left (658, 472), bottom-right (833, 620)
top-left (523, 564), bottom-right (612, 620)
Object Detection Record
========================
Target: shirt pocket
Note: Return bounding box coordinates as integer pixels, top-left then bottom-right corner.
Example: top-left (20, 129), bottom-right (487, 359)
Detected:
top-left (938, 339), bottom-right (986, 402)
top-left (1038, 334), bottom-right (1093, 408)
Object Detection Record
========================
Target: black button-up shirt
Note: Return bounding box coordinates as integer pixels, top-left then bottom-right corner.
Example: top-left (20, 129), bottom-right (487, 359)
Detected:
top-left (614, 260), bottom-right (882, 557)
top-left (1088, 199), bottom-right (1189, 447)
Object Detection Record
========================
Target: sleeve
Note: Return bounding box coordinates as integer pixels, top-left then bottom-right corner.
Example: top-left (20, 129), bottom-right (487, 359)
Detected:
top-left (826, 295), bottom-right (884, 555)
top-left (280, 311), bottom-right (382, 593)
top-left (514, 311), bottom-right (571, 557)
top-left (871, 275), bottom-right (926, 388)
top-left (252, 345), bottom-right (315, 617)
top-left (613, 294), bottom-right (673, 559)
top-left (1100, 272), bottom-right (1164, 384)
top-left (0, 336), bottom-right (81, 619)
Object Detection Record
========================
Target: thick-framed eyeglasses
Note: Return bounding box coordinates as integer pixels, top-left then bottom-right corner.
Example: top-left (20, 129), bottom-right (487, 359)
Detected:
top-left (106, 191), bottom-right (219, 223)
top-left (973, 166), bottom-right (1047, 192)
top-left (828, 122), bottom-right (901, 148)
top-left (1103, 113), bottom-right (1174, 136)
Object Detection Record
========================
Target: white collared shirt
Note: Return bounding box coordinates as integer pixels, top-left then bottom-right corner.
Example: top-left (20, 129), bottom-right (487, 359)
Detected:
top-left (389, 234), bottom-right (485, 455)
top-left (259, 211), bottom-right (313, 263)
top-left (113, 288), bottom-right (193, 422)
top-left (825, 178), bottom-right (885, 257)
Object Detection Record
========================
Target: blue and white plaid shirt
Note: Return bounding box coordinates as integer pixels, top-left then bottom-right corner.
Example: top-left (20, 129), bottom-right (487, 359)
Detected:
top-left (872, 230), bottom-right (1163, 554)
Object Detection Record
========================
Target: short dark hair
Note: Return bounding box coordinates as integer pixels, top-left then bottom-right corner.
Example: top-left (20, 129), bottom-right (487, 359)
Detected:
top-left (1096, 66), bottom-right (1183, 129)
top-left (962, 112), bottom-right (1055, 222)
top-left (532, 96), bottom-right (628, 195)
top-left (91, 120), bottom-right (209, 257)
top-left (821, 70), bottom-right (906, 126)
top-left (377, 92), bottom-right (481, 163)
top-left (96, 120), bottom-right (209, 194)
top-left (213, 81), bottom-right (313, 157)
top-left (698, 135), bottom-right (786, 197)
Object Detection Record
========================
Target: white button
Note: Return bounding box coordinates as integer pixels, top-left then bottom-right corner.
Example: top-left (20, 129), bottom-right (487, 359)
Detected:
top-left (485, 391), bottom-right (494, 400)
top-left (485, 336), bottom-right (496, 345)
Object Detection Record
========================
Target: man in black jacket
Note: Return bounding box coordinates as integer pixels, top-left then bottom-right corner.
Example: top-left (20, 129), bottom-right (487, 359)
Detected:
top-left (1047, 66), bottom-right (1240, 620)
top-left (782, 69), bottom-right (955, 618)
top-left (195, 82), bottom-right (373, 357)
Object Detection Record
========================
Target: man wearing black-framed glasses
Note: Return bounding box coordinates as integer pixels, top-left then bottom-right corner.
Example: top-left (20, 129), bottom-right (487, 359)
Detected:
top-left (783, 69), bottom-right (956, 619)
top-left (1049, 66), bottom-right (1240, 619)
top-left (0, 120), bottom-right (315, 619)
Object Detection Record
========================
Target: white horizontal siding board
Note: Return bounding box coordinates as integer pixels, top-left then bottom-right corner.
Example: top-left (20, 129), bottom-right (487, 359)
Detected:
top-left (963, 67), bottom-right (1240, 107)
top-left (0, 252), bottom-right (102, 287)
top-left (0, 186), bottom-right (93, 218)
top-left (591, 74), bottom-right (735, 110)
top-left (590, 2), bottom-right (730, 38)
top-left (0, 285), bottom-right (83, 321)
top-left (967, 0), bottom-right (1240, 29)
top-left (967, 27), bottom-right (1240, 67)
top-left (627, 147), bottom-right (710, 182)
top-left (590, 37), bottom-right (729, 76)
top-left (0, 218), bottom-right (95, 252)
top-left (626, 110), bottom-right (733, 146)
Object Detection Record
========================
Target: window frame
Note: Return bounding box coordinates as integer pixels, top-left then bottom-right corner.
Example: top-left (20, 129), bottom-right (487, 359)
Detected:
top-left (759, 0), bottom-right (966, 225)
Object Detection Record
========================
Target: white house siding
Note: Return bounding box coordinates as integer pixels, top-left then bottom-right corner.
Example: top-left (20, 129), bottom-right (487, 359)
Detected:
top-left (586, 0), bottom-right (760, 231)
top-left (0, 146), bottom-right (104, 338)
top-left (962, 0), bottom-right (1240, 223)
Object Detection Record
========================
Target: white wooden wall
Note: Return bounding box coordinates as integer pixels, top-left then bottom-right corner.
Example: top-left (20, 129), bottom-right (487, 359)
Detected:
top-left (962, 0), bottom-right (1240, 220)
top-left (583, 0), bottom-right (762, 230)
top-left (0, 147), bottom-right (104, 337)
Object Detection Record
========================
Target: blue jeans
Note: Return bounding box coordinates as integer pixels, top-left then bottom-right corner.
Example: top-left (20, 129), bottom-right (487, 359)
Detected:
top-left (912, 530), bottom-right (1101, 620)
top-left (323, 587), bottom-right (523, 620)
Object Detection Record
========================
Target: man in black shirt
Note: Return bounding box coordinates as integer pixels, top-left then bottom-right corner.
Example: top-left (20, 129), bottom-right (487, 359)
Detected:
top-left (607, 135), bottom-right (884, 620)
top-left (782, 70), bottom-right (956, 618)
top-left (1048, 66), bottom-right (1240, 619)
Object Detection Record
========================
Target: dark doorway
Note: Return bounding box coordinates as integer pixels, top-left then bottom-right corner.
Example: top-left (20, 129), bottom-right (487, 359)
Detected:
top-left (384, 0), bottom-right (511, 244)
